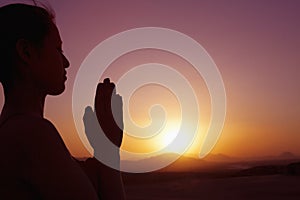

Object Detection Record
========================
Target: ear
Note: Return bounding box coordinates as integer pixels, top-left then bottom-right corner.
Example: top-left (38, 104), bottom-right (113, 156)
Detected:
top-left (15, 39), bottom-right (36, 64)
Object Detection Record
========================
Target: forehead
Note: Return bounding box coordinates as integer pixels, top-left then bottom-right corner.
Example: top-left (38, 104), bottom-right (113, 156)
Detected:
top-left (45, 23), bottom-right (62, 44)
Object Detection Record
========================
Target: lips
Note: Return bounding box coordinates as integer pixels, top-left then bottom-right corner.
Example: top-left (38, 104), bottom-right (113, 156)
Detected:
top-left (63, 72), bottom-right (67, 80)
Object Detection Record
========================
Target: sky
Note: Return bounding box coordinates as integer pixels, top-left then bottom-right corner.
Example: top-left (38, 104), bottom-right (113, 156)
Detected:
top-left (0, 0), bottom-right (299, 159)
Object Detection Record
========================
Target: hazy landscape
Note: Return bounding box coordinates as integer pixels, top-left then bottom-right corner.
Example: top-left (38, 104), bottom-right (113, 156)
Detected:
top-left (119, 152), bottom-right (300, 200)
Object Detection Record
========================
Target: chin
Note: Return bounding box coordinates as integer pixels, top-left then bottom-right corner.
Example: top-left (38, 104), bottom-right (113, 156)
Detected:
top-left (48, 85), bottom-right (66, 96)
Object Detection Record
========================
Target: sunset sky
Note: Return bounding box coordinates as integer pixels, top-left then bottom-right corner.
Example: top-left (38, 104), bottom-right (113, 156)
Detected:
top-left (0, 0), bottom-right (299, 159)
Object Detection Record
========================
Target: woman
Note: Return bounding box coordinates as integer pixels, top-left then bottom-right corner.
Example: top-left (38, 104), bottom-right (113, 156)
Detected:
top-left (0, 3), bottom-right (125, 199)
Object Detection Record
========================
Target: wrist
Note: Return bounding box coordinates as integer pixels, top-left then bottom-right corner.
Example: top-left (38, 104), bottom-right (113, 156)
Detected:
top-left (94, 147), bottom-right (120, 171)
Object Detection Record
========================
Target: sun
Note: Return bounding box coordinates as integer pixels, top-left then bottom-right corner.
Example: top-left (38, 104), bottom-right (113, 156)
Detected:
top-left (160, 129), bottom-right (178, 147)
top-left (156, 122), bottom-right (184, 153)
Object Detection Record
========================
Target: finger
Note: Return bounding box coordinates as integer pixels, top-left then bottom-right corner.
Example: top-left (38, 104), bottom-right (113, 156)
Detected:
top-left (95, 83), bottom-right (109, 123)
top-left (84, 106), bottom-right (93, 115)
top-left (95, 82), bottom-right (112, 113)
top-left (96, 79), bottom-right (115, 121)
top-left (112, 94), bottom-right (123, 129)
top-left (95, 79), bottom-right (124, 147)
top-left (111, 94), bottom-right (124, 147)
top-left (104, 78), bottom-right (115, 94)
top-left (83, 106), bottom-right (94, 122)
top-left (95, 82), bottom-right (111, 137)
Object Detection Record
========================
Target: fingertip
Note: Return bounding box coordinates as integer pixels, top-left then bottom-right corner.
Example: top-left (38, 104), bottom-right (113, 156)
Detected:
top-left (96, 82), bottom-right (104, 90)
top-left (104, 78), bottom-right (110, 84)
top-left (85, 106), bottom-right (93, 113)
top-left (112, 87), bottom-right (117, 95)
top-left (109, 81), bottom-right (115, 87)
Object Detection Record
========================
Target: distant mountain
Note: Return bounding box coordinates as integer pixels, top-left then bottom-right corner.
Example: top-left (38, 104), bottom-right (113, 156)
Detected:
top-left (203, 152), bottom-right (300, 162)
top-left (234, 161), bottom-right (300, 177)
top-left (121, 153), bottom-right (230, 172)
top-left (76, 152), bottom-right (300, 173)
top-left (159, 154), bottom-right (207, 172)
top-left (241, 152), bottom-right (299, 163)
top-left (278, 152), bottom-right (296, 159)
top-left (121, 153), bottom-right (181, 172)
top-left (202, 153), bottom-right (236, 162)
top-left (234, 165), bottom-right (285, 177)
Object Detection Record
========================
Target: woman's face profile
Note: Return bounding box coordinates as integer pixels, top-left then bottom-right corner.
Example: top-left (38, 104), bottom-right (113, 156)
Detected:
top-left (29, 23), bottom-right (70, 95)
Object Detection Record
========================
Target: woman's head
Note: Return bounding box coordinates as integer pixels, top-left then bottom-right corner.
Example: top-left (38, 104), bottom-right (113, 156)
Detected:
top-left (0, 3), bottom-right (69, 95)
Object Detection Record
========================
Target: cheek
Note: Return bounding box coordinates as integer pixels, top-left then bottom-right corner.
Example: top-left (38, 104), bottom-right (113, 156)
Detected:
top-left (32, 52), bottom-right (65, 94)
top-left (44, 50), bottom-right (64, 75)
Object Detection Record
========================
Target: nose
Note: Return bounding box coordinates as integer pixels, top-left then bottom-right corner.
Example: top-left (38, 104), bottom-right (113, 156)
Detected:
top-left (63, 54), bottom-right (70, 69)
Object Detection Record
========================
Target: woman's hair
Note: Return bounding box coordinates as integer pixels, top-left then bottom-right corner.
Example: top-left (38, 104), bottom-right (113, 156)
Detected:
top-left (0, 3), bottom-right (55, 89)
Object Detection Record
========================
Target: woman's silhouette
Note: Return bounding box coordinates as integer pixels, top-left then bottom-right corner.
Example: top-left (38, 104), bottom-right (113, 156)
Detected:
top-left (0, 3), bottom-right (125, 199)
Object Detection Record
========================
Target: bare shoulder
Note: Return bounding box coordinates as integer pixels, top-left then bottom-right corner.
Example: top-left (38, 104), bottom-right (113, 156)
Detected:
top-left (0, 115), bottom-right (99, 199)
top-left (1, 115), bottom-right (58, 136)
top-left (0, 115), bottom-right (68, 175)
top-left (1, 115), bottom-right (60, 137)
top-left (0, 115), bottom-right (69, 158)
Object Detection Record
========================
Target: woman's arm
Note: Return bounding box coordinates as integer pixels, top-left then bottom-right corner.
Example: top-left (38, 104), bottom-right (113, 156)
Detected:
top-left (79, 157), bottom-right (126, 200)
top-left (83, 78), bottom-right (126, 200)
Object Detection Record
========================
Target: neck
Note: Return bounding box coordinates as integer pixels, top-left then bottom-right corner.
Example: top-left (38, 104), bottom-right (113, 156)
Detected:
top-left (0, 84), bottom-right (46, 122)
